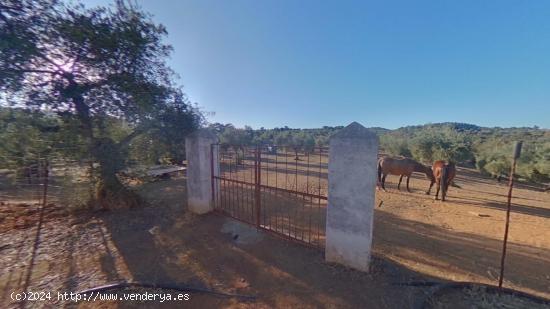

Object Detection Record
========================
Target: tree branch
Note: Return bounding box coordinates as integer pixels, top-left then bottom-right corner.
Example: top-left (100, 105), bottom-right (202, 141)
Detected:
top-left (117, 123), bottom-right (153, 149)
top-left (3, 67), bottom-right (61, 75)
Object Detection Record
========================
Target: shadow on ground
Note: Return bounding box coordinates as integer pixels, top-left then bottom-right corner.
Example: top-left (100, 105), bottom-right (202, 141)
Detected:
top-left (95, 178), bottom-right (550, 308)
top-left (374, 211), bottom-right (550, 299)
top-left (93, 178), bottom-right (442, 309)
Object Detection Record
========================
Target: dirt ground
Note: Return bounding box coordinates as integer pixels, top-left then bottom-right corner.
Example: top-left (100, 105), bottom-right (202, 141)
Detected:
top-left (374, 167), bottom-right (550, 300)
top-left (1, 176), bottom-right (423, 309)
top-left (1, 165), bottom-right (550, 308)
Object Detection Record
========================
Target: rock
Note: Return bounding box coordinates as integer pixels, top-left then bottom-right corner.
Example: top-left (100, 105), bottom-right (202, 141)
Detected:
top-left (234, 277), bottom-right (249, 289)
top-left (148, 226), bottom-right (160, 235)
top-left (468, 211), bottom-right (491, 217)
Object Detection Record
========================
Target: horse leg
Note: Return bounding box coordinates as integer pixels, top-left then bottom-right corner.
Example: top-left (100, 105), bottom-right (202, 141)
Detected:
top-left (440, 168), bottom-right (449, 202)
top-left (406, 176), bottom-right (411, 193)
top-left (426, 180), bottom-right (434, 195)
top-left (434, 184), bottom-right (440, 200)
top-left (381, 174), bottom-right (387, 192)
top-left (397, 175), bottom-right (403, 191)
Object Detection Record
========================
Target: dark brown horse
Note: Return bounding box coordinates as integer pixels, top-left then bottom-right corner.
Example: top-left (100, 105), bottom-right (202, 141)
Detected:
top-left (427, 160), bottom-right (456, 201)
top-left (377, 157), bottom-right (434, 192)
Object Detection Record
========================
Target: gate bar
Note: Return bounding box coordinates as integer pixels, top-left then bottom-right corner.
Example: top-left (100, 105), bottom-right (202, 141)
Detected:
top-left (254, 146), bottom-right (261, 227)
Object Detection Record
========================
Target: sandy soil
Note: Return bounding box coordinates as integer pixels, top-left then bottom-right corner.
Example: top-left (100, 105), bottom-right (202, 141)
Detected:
top-left (0, 177), bottom-right (421, 308)
top-left (373, 166), bottom-right (550, 299)
top-left (1, 163), bottom-right (549, 308)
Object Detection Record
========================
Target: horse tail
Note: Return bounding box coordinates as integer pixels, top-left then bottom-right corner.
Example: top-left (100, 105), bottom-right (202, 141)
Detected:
top-left (443, 164), bottom-right (453, 188)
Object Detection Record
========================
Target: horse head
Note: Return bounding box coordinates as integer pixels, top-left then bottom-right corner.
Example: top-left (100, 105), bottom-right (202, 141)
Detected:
top-left (422, 164), bottom-right (435, 182)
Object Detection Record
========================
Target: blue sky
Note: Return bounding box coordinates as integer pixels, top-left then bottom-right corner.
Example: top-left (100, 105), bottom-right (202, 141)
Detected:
top-left (86, 0), bottom-right (550, 129)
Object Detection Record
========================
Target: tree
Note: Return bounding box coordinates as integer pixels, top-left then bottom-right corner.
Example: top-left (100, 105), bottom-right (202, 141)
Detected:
top-left (271, 130), bottom-right (316, 159)
top-left (0, 0), bottom-right (202, 208)
top-left (409, 127), bottom-right (473, 164)
top-left (220, 127), bottom-right (252, 165)
top-left (0, 108), bottom-right (60, 172)
top-left (380, 134), bottom-right (412, 157)
top-left (299, 132), bottom-right (316, 155)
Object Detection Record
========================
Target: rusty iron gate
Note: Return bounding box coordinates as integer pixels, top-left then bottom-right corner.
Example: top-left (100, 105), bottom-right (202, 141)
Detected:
top-left (211, 144), bottom-right (328, 248)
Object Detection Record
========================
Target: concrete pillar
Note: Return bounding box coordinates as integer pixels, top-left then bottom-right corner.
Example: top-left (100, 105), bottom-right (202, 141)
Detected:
top-left (325, 122), bottom-right (379, 271)
top-left (185, 129), bottom-right (219, 214)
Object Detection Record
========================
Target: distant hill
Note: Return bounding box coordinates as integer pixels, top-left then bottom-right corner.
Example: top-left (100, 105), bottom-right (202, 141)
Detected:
top-left (390, 122), bottom-right (547, 136)
top-left (386, 122), bottom-right (549, 144)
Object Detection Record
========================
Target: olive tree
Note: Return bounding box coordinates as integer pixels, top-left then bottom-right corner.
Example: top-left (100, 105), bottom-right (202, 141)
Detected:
top-left (0, 0), bottom-right (202, 208)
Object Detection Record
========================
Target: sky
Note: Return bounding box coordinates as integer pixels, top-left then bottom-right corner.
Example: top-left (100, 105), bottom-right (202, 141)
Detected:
top-left (86, 0), bottom-right (550, 129)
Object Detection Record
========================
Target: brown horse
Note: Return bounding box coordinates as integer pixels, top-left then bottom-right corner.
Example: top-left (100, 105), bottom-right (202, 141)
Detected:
top-left (427, 160), bottom-right (456, 201)
top-left (377, 157), bottom-right (434, 192)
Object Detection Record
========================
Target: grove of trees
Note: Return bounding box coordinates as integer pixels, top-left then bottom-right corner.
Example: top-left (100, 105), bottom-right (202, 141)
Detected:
top-left (212, 122), bottom-right (550, 184)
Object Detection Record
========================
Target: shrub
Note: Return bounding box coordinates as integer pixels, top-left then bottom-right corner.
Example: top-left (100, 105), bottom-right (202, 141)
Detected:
top-left (380, 135), bottom-right (412, 157)
top-left (409, 127), bottom-right (474, 164)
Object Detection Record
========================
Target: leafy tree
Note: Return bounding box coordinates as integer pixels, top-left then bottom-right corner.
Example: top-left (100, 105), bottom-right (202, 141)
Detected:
top-left (220, 127), bottom-right (252, 164)
top-left (208, 122), bottom-right (234, 135)
top-left (409, 127), bottom-right (473, 164)
top-left (0, 108), bottom-right (59, 171)
top-left (274, 131), bottom-right (291, 146)
top-left (0, 0), bottom-right (202, 208)
top-left (315, 135), bottom-right (329, 147)
top-left (380, 134), bottom-right (412, 157)
top-left (274, 130), bottom-right (315, 160)
top-left (298, 132), bottom-right (316, 155)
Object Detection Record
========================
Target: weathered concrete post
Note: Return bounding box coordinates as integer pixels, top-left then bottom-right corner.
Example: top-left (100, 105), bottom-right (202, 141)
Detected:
top-left (326, 122), bottom-right (379, 271)
top-left (185, 129), bottom-right (219, 214)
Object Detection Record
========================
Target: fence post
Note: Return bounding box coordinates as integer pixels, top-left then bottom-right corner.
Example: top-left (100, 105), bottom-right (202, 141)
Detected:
top-left (185, 129), bottom-right (219, 214)
top-left (326, 122), bottom-right (379, 271)
top-left (254, 146), bottom-right (261, 227)
top-left (498, 141), bottom-right (522, 288)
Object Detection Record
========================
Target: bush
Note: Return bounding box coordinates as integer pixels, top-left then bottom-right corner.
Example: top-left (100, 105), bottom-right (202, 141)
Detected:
top-left (380, 135), bottom-right (412, 157)
top-left (484, 159), bottom-right (509, 177)
top-left (409, 127), bottom-right (474, 164)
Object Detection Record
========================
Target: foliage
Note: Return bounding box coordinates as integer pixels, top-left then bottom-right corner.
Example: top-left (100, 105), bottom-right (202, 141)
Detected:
top-left (219, 126), bottom-right (254, 147)
top-left (380, 134), bottom-right (412, 157)
top-left (210, 122), bottom-right (549, 184)
top-left (373, 122), bottom-right (549, 182)
top-left (0, 107), bottom-right (90, 168)
top-left (214, 124), bottom-right (317, 160)
top-left (409, 127), bottom-right (474, 164)
top-left (219, 126), bottom-right (254, 164)
top-left (0, 0), bottom-right (202, 208)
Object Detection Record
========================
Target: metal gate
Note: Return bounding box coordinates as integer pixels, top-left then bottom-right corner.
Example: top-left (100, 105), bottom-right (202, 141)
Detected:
top-left (211, 144), bottom-right (328, 248)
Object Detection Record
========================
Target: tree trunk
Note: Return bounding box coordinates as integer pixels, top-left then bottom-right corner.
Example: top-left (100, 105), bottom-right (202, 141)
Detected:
top-left (71, 86), bottom-right (142, 210)
top-left (92, 137), bottom-right (142, 209)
